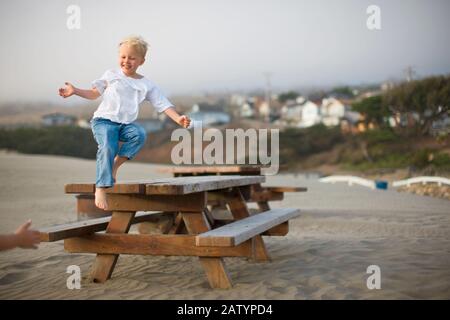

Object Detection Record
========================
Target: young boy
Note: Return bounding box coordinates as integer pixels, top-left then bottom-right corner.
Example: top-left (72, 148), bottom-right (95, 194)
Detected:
top-left (59, 36), bottom-right (191, 210)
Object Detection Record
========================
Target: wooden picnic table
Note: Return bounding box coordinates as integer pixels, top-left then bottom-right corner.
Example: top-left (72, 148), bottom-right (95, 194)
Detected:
top-left (38, 175), bottom-right (301, 289)
top-left (75, 166), bottom-right (306, 221)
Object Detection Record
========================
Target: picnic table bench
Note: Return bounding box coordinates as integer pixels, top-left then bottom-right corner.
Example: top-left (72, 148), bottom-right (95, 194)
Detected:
top-left (38, 175), bottom-right (301, 289)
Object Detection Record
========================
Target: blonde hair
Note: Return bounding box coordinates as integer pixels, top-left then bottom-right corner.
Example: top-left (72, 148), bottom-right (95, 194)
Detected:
top-left (119, 36), bottom-right (149, 58)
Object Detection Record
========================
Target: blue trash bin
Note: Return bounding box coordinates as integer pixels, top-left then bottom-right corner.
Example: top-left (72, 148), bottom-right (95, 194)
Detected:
top-left (375, 180), bottom-right (388, 190)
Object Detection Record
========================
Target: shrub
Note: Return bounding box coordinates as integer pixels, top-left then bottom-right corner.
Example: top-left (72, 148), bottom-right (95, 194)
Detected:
top-left (0, 126), bottom-right (97, 159)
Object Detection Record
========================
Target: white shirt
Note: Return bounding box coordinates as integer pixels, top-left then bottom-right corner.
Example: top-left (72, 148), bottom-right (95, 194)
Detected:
top-left (91, 69), bottom-right (174, 124)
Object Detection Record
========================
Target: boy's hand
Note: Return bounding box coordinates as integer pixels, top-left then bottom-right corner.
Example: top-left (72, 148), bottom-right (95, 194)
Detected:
top-left (58, 82), bottom-right (75, 98)
top-left (178, 115), bottom-right (191, 128)
top-left (14, 220), bottom-right (40, 249)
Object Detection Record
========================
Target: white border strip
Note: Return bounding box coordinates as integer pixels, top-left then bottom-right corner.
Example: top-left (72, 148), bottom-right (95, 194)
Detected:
top-left (392, 176), bottom-right (450, 187)
top-left (319, 176), bottom-right (376, 189)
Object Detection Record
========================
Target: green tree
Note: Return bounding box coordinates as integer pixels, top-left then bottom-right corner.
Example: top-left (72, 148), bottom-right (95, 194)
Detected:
top-left (330, 86), bottom-right (354, 98)
top-left (278, 91), bottom-right (300, 103)
top-left (383, 75), bottom-right (450, 136)
top-left (352, 95), bottom-right (390, 128)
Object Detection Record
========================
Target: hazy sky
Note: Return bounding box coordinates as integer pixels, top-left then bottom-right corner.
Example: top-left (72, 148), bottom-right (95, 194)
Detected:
top-left (1, 0), bottom-right (449, 104)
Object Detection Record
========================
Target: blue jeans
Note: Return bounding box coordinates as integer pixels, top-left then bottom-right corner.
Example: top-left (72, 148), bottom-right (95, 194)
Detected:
top-left (91, 118), bottom-right (147, 188)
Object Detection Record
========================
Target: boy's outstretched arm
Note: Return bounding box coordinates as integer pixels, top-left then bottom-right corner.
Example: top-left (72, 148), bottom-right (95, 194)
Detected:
top-left (164, 107), bottom-right (191, 128)
top-left (58, 82), bottom-right (100, 100)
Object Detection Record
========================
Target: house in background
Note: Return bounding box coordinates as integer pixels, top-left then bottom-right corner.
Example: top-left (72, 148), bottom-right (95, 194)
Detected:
top-left (430, 114), bottom-right (450, 136)
top-left (230, 94), bottom-right (247, 107)
top-left (240, 101), bottom-right (255, 118)
top-left (281, 97), bottom-right (320, 128)
top-left (320, 98), bottom-right (346, 127)
top-left (280, 99), bottom-right (302, 124)
top-left (42, 113), bottom-right (77, 126)
top-left (255, 100), bottom-right (270, 121)
top-left (300, 100), bottom-right (321, 128)
top-left (340, 110), bottom-right (363, 134)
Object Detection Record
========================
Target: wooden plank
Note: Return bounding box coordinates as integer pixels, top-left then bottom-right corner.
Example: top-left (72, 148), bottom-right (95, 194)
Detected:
top-left (145, 175), bottom-right (265, 195)
top-left (182, 212), bottom-right (212, 235)
top-left (65, 183), bottom-right (146, 194)
top-left (252, 183), bottom-right (272, 212)
top-left (211, 221), bottom-right (288, 236)
top-left (64, 234), bottom-right (253, 257)
top-left (39, 211), bottom-right (164, 242)
top-left (182, 211), bottom-right (233, 289)
top-left (90, 211), bottom-right (135, 283)
top-left (199, 257), bottom-right (234, 289)
top-left (105, 193), bottom-right (206, 212)
top-left (203, 207), bottom-right (216, 228)
top-left (158, 165), bottom-right (262, 175)
top-left (196, 208), bottom-right (300, 247)
top-left (249, 191), bottom-right (283, 202)
top-left (65, 184), bottom-right (95, 194)
top-left (208, 187), bottom-right (285, 203)
top-left (257, 201), bottom-right (271, 212)
top-left (65, 176), bottom-right (265, 195)
top-left (168, 213), bottom-right (186, 234)
top-left (265, 186), bottom-right (307, 193)
top-left (262, 221), bottom-right (289, 236)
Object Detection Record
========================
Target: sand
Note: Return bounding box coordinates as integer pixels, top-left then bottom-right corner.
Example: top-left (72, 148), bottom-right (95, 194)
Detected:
top-left (0, 151), bottom-right (449, 299)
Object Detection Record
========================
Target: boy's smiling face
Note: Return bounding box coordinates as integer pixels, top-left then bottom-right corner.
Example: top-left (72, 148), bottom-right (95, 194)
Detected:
top-left (118, 44), bottom-right (145, 77)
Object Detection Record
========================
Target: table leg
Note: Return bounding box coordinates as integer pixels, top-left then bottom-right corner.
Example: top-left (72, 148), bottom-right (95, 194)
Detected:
top-left (252, 184), bottom-right (289, 236)
top-left (90, 211), bottom-right (136, 283)
top-left (252, 183), bottom-right (271, 211)
top-left (168, 212), bottom-right (187, 234)
top-left (226, 187), bottom-right (271, 262)
top-left (203, 207), bottom-right (216, 227)
top-left (182, 212), bottom-right (233, 289)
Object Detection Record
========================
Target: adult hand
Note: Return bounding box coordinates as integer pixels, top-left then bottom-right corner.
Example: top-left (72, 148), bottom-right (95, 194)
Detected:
top-left (14, 220), bottom-right (41, 249)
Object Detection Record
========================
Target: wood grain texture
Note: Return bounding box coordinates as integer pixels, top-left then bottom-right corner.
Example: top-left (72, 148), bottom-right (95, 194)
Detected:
top-left (89, 211), bottom-right (135, 283)
top-left (64, 234), bottom-right (253, 257)
top-left (65, 176), bottom-right (265, 195)
top-left (105, 193), bottom-right (207, 212)
top-left (196, 208), bottom-right (300, 247)
top-left (158, 165), bottom-right (262, 175)
top-left (182, 211), bottom-right (233, 289)
top-left (145, 175), bottom-right (265, 195)
top-left (265, 186), bottom-right (307, 193)
top-left (39, 211), bottom-right (163, 242)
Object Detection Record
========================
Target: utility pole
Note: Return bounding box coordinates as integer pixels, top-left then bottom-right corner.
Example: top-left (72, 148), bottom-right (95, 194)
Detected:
top-left (263, 72), bottom-right (272, 122)
top-left (404, 66), bottom-right (416, 82)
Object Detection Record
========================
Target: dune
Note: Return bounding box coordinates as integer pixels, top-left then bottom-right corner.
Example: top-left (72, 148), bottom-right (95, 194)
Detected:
top-left (0, 151), bottom-right (449, 299)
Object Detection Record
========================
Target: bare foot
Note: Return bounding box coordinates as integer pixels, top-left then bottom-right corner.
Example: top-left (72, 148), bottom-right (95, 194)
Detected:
top-left (95, 188), bottom-right (108, 210)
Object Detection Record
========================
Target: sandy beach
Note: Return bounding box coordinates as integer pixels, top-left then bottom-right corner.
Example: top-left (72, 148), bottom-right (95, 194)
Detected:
top-left (0, 151), bottom-right (449, 299)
